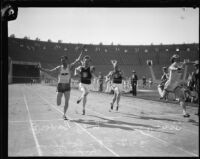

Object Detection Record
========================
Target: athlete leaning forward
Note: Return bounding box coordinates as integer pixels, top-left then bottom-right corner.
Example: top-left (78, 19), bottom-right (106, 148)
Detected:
top-left (158, 54), bottom-right (197, 117)
top-left (38, 48), bottom-right (83, 120)
top-left (74, 55), bottom-right (96, 115)
top-left (106, 60), bottom-right (124, 112)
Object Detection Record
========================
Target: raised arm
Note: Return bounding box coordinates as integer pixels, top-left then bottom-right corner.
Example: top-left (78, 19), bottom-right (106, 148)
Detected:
top-left (38, 65), bottom-right (60, 74)
top-left (70, 45), bottom-right (85, 69)
top-left (105, 71), bottom-right (112, 82)
top-left (74, 66), bottom-right (81, 77)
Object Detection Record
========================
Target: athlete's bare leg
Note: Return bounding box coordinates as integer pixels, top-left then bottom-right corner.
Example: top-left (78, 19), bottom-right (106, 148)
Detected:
top-left (63, 91), bottom-right (70, 118)
top-left (57, 92), bottom-right (63, 106)
top-left (116, 93), bottom-right (121, 111)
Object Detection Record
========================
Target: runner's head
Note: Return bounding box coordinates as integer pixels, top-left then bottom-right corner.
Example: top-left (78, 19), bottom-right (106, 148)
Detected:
top-left (82, 55), bottom-right (91, 67)
top-left (194, 60), bottom-right (199, 69)
top-left (162, 67), bottom-right (168, 73)
top-left (111, 60), bottom-right (119, 71)
top-left (60, 56), bottom-right (68, 66)
top-left (170, 54), bottom-right (180, 63)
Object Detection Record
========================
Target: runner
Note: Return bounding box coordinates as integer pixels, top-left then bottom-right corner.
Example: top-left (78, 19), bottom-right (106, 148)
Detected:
top-left (106, 60), bottom-right (124, 111)
top-left (158, 54), bottom-right (192, 117)
top-left (38, 48), bottom-right (83, 120)
top-left (74, 55), bottom-right (96, 115)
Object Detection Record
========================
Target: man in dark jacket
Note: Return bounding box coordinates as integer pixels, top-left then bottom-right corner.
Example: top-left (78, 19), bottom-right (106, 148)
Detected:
top-left (131, 70), bottom-right (138, 96)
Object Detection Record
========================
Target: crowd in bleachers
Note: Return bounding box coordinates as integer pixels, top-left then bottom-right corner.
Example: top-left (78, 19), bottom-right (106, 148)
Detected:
top-left (8, 37), bottom-right (199, 81)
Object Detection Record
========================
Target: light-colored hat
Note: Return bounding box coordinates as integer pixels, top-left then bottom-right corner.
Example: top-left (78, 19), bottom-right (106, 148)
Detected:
top-left (194, 60), bottom-right (199, 66)
top-left (171, 54), bottom-right (180, 59)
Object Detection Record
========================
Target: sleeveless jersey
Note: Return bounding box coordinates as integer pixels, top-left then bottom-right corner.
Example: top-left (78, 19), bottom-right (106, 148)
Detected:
top-left (112, 70), bottom-right (122, 84)
top-left (80, 66), bottom-right (92, 84)
top-left (58, 65), bottom-right (71, 84)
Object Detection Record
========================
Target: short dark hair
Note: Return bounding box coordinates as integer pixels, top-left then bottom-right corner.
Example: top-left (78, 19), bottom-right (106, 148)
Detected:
top-left (60, 56), bottom-right (68, 60)
top-left (83, 55), bottom-right (91, 61)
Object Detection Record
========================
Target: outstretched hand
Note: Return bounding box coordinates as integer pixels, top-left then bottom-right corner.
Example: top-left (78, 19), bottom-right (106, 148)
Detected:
top-left (111, 59), bottom-right (118, 66)
top-left (77, 50), bottom-right (83, 62)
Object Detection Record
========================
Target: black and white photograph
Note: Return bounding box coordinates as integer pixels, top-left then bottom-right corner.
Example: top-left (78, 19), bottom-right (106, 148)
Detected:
top-left (4, 6), bottom-right (199, 156)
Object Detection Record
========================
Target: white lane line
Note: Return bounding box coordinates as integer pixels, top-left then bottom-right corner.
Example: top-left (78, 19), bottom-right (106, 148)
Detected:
top-left (9, 119), bottom-right (64, 123)
top-left (154, 120), bottom-right (198, 135)
top-left (86, 108), bottom-right (198, 156)
top-left (31, 86), bottom-right (198, 156)
top-left (9, 120), bottom-right (29, 123)
top-left (64, 120), bottom-right (71, 129)
top-left (26, 87), bottom-right (119, 157)
top-left (23, 94), bottom-right (42, 156)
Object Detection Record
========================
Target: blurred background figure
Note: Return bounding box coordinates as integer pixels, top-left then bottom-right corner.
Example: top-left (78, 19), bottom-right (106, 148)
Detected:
top-left (148, 78), bottom-right (153, 88)
top-left (130, 70), bottom-right (138, 96)
top-left (97, 72), bottom-right (104, 92)
top-left (142, 76), bottom-right (146, 88)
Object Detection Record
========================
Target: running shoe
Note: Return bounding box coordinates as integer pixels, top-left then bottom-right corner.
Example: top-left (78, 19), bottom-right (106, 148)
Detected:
top-left (116, 106), bottom-right (119, 111)
top-left (183, 114), bottom-right (190, 118)
top-left (109, 103), bottom-right (113, 112)
top-left (63, 115), bottom-right (68, 120)
top-left (82, 109), bottom-right (85, 115)
top-left (77, 98), bottom-right (82, 104)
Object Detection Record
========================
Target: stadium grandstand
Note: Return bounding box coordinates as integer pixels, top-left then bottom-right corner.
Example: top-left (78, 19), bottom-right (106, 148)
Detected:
top-left (8, 37), bottom-right (199, 84)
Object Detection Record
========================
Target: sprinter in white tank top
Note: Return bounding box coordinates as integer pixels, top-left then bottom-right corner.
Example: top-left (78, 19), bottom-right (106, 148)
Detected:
top-left (38, 48), bottom-right (84, 120)
top-left (158, 54), bottom-right (192, 118)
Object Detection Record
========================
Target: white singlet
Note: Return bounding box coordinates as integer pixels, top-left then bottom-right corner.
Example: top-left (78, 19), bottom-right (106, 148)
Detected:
top-left (58, 65), bottom-right (71, 84)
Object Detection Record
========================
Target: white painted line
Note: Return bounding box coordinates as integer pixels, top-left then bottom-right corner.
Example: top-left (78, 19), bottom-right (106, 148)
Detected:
top-left (29, 88), bottom-right (119, 157)
top-left (9, 119), bottom-right (64, 123)
top-left (9, 120), bottom-right (29, 123)
top-left (86, 108), bottom-right (198, 156)
top-left (28, 85), bottom-right (198, 156)
top-left (64, 120), bottom-right (71, 129)
top-left (23, 94), bottom-right (42, 156)
top-left (154, 120), bottom-right (198, 135)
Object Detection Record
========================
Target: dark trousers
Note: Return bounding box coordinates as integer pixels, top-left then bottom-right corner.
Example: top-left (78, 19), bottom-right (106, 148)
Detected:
top-left (99, 83), bottom-right (103, 92)
top-left (132, 84), bottom-right (137, 96)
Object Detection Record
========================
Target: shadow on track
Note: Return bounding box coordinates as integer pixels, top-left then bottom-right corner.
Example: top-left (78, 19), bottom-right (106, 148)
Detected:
top-left (70, 115), bottom-right (175, 135)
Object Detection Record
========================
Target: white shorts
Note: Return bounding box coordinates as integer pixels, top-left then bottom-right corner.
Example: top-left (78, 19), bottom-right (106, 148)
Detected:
top-left (79, 83), bottom-right (91, 93)
top-left (110, 83), bottom-right (123, 94)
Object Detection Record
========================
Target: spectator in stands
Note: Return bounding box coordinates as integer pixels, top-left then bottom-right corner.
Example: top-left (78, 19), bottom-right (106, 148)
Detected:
top-left (130, 70), bottom-right (138, 96)
top-left (106, 60), bottom-right (124, 111)
top-left (148, 78), bottom-right (153, 88)
top-left (74, 55), bottom-right (96, 115)
top-left (142, 76), bottom-right (146, 88)
top-left (97, 72), bottom-right (104, 92)
top-left (38, 50), bottom-right (83, 120)
top-left (158, 54), bottom-right (192, 117)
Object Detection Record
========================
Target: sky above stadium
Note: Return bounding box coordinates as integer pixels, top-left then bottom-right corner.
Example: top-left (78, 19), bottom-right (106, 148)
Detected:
top-left (8, 8), bottom-right (199, 45)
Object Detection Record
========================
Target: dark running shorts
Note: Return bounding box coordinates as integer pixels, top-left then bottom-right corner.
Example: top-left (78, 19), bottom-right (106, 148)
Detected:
top-left (57, 83), bottom-right (71, 93)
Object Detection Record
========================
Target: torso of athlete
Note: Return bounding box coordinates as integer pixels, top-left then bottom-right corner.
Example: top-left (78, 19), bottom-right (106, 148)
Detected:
top-left (110, 70), bottom-right (123, 84)
top-left (79, 66), bottom-right (92, 84)
top-left (58, 65), bottom-right (71, 84)
top-left (168, 62), bottom-right (183, 83)
top-left (164, 62), bottom-right (184, 92)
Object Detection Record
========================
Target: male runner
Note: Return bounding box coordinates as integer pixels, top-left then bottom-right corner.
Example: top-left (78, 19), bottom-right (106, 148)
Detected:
top-left (158, 54), bottom-right (191, 117)
top-left (158, 66), bottom-right (169, 100)
top-left (38, 49), bottom-right (83, 120)
top-left (106, 60), bottom-right (124, 111)
top-left (74, 55), bottom-right (96, 115)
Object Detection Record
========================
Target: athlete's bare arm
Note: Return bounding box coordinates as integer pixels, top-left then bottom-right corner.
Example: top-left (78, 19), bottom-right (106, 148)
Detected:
top-left (74, 66), bottom-right (81, 77)
top-left (38, 65), bottom-right (60, 74)
top-left (70, 49), bottom-right (84, 70)
top-left (105, 71), bottom-right (113, 82)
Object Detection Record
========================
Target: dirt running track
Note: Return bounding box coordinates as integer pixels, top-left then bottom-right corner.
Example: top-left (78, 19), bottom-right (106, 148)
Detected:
top-left (8, 84), bottom-right (199, 156)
